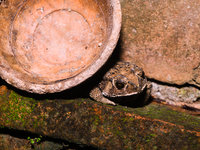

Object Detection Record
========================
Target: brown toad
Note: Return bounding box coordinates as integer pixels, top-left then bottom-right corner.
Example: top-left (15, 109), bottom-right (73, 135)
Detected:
top-left (89, 61), bottom-right (151, 106)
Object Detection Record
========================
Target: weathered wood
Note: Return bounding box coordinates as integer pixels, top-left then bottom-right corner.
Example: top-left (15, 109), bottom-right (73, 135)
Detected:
top-left (0, 84), bottom-right (200, 149)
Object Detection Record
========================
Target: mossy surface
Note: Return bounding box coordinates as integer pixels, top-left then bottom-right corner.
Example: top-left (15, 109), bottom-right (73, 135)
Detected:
top-left (0, 86), bottom-right (200, 149)
top-left (0, 90), bottom-right (41, 129)
top-left (115, 103), bottom-right (200, 132)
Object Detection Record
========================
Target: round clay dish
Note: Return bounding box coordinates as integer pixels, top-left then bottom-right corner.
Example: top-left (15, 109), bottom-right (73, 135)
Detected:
top-left (0, 0), bottom-right (121, 93)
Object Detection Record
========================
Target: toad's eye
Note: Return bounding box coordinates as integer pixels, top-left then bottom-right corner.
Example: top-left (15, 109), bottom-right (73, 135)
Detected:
top-left (115, 81), bottom-right (125, 90)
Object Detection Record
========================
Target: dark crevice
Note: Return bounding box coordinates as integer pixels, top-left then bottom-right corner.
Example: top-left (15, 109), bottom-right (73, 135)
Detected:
top-left (0, 127), bottom-right (101, 150)
top-left (191, 78), bottom-right (200, 88)
top-left (193, 62), bottom-right (200, 70)
top-left (194, 97), bottom-right (200, 103)
top-left (0, 0), bottom-right (8, 7)
top-left (148, 78), bottom-right (200, 90)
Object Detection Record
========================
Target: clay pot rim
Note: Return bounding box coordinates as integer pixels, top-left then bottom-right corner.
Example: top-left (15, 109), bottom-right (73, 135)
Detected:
top-left (1, 0), bottom-right (122, 94)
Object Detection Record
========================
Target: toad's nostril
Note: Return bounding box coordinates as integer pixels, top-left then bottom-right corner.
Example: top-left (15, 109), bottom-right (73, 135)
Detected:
top-left (115, 81), bottom-right (125, 90)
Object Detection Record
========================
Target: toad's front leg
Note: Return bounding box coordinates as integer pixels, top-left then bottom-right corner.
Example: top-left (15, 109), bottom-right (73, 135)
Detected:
top-left (89, 87), bottom-right (116, 105)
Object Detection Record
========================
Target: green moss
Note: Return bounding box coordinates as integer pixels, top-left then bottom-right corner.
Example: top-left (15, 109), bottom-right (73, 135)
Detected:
top-left (121, 118), bottom-right (127, 122)
top-left (127, 103), bottom-right (200, 131)
top-left (150, 134), bottom-right (156, 137)
top-left (129, 117), bottom-right (134, 121)
top-left (78, 102), bottom-right (82, 106)
top-left (91, 115), bottom-right (100, 126)
top-left (153, 146), bottom-right (158, 150)
top-left (0, 91), bottom-right (39, 128)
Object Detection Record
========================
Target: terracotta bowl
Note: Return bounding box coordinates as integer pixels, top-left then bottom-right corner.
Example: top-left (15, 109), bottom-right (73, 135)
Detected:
top-left (0, 0), bottom-right (121, 93)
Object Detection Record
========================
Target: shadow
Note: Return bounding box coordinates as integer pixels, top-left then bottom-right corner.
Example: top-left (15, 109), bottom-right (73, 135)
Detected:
top-left (148, 78), bottom-right (200, 90)
top-left (107, 87), bottom-right (153, 108)
top-left (0, 127), bottom-right (101, 150)
top-left (0, 37), bottom-right (123, 102)
top-left (0, 36), bottom-right (154, 108)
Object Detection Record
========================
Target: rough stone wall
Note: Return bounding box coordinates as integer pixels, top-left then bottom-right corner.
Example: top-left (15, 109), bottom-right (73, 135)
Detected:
top-left (119, 0), bottom-right (200, 107)
top-left (120, 0), bottom-right (200, 86)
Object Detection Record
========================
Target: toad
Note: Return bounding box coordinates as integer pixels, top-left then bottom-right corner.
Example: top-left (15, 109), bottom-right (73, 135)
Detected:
top-left (89, 61), bottom-right (151, 106)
